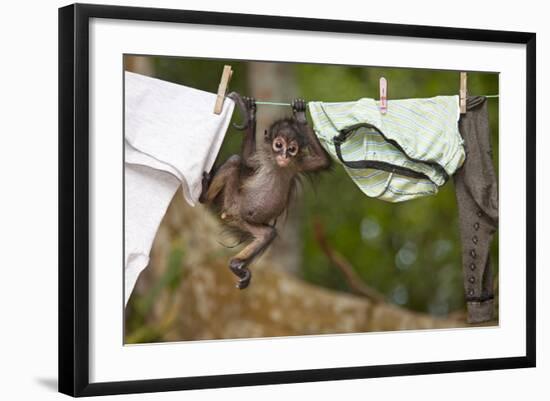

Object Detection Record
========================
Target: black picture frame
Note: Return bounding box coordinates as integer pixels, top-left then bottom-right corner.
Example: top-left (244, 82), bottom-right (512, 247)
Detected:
top-left (58, 3), bottom-right (536, 397)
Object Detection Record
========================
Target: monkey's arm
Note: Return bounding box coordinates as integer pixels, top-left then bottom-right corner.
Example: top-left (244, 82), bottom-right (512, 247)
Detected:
top-left (292, 99), bottom-right (332, 172)
top-left (228, 92), bottom-right (259, 169)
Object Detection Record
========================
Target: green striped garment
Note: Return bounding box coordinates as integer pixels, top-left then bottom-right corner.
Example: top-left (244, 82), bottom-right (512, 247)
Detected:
top-left (308, 96), bottom-right (465, 202)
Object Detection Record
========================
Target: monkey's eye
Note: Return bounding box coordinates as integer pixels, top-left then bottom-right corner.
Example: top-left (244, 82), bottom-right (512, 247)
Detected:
top-left (273, 141), bottom-right (283, 151)
top-left (288, 146), bottom-right (297, 156)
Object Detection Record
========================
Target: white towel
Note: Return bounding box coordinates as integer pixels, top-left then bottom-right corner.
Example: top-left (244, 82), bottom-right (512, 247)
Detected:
top-left (124, 71), bottom-right (235, 305)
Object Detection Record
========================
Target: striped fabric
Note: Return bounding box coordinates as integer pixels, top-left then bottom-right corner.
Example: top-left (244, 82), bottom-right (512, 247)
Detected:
top-left (308, 96), bottom-right (465, 202)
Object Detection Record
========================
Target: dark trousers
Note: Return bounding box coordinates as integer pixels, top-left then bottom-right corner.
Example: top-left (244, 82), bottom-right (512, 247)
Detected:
top-left (454, 96), bottom-right (498, 323)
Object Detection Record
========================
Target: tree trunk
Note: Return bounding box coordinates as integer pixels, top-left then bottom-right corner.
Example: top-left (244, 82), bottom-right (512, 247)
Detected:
top-left (127, 195), bottom-right (468, 343)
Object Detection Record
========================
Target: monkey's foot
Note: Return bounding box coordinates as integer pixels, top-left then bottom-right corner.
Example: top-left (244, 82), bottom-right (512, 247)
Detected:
top-left (198, 171), bottom-right (211, 204)
top-left (229, 259), bottom-right (252, 289)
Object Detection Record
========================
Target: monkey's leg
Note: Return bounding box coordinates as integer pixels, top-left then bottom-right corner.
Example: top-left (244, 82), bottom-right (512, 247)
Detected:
top-left (229, 223), bottom-right (277, 289)
top-left (199, 155), bottom-right (241, 204)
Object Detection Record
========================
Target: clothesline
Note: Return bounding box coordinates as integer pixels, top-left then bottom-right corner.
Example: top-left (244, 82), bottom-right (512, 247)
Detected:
top-left (253, 94), bottom-right (499, 107)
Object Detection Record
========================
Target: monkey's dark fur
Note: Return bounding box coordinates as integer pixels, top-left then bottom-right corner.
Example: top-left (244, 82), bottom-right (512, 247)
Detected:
top-left (199, 93), bottom-right (331, 289)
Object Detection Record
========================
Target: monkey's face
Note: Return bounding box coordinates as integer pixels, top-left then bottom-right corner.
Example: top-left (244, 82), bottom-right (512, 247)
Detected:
top-left (272, 135), bottom-right (299, 168)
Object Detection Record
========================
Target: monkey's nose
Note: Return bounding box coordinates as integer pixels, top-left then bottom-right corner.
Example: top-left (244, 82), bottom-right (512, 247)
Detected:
top-left (276, 154), bottom-right (291, 167)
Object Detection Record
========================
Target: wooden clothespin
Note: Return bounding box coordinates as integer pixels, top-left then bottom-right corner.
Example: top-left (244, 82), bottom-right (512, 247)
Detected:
top-left (214, 65), bottom-right (233, 114)
top-left (379, 77), bottom-right (388, 114)
top-left (459, 72), bottom-right (467, 114)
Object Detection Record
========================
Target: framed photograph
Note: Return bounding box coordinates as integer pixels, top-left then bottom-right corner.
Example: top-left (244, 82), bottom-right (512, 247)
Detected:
top-left (58, 3), bottom-right (536, 397)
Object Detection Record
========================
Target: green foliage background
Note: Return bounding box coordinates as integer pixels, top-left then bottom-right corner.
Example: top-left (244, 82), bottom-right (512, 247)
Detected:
top-left (130, 55), bottom-right (499, 318)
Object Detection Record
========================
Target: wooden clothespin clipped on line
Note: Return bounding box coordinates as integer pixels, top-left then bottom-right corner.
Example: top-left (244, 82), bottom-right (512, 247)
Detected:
top-left (460, 72), bottom-right (467, 114)
top-left (379, 77), bottom-right (388, 114)
top-left (213, 65), bottom-right (233, 114)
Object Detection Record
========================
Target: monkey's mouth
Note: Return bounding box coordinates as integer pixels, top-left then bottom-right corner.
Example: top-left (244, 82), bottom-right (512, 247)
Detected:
top-left (275, 155), bottom-right (291, 167)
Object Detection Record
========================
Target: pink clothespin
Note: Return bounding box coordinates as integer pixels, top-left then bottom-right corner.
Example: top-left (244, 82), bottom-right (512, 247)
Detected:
top-left (379, 77), bottom-right (388, 114)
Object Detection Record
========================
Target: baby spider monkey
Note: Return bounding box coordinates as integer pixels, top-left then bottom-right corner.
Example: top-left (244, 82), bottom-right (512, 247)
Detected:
top-left (199, 92), bottom-right (331, 289)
